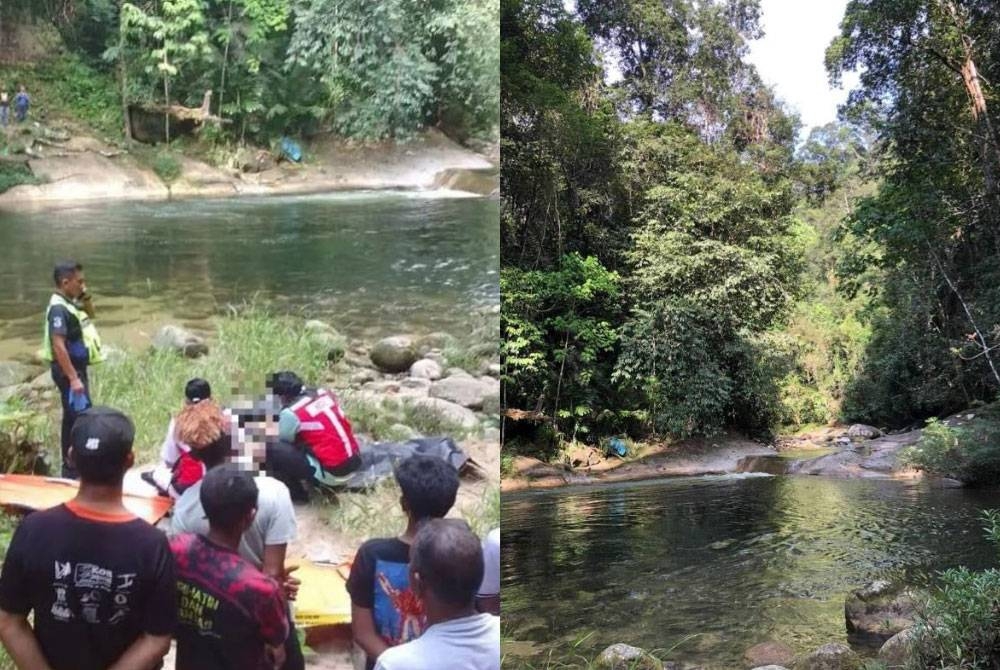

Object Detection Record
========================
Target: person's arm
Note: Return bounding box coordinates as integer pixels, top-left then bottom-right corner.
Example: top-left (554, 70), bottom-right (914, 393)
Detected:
top-left (0, 610), bottom-right (54, 670)
top-left (278, 408), bottom-right (300, 443)
top-left (352, 604), bottom-right (390, 661)
top-left (105, 633), bottom-right (171, 670)
top-left (262, 544), bottom-right (299, 601)
top-left (51, 334), bottom-right (84, 393)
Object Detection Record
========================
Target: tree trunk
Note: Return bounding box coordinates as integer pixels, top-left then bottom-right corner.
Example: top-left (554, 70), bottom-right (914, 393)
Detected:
top-left (119, 26), bottom-right (132, 141)
top-left (218, 0), bottom-right (234, 122)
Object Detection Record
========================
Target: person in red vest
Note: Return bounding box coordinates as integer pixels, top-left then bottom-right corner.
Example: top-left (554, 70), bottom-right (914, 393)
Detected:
top-left (267, 371), bottom-right (363, 502)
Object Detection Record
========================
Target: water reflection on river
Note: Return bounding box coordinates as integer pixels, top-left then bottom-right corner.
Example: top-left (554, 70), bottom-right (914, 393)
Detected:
top-left (0, 191), bottom-right (498, 359)
top-left (502, 474), bottom-right (1000, 668)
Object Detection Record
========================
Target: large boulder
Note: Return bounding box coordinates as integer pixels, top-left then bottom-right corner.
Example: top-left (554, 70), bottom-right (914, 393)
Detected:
top-left (595, 643), bottom-right (663, 670)
top-left (408, 397), bottom-right (479, 430)
top-left (0, 361), bottom-right (40, 388)
top-left (370, 336), bottom-right (420, 373)
top-left (793, 643), bottom-right (860, 670)
top-left (845, 581), bottom-right (918, 645)
top-left (846, 424), bottom-right (883, 439)
top-left (744, 642), bottom-right (795, 668)
top-left (430, 375), bottom-right (500, 410)
top-left (304, 321), bottom-right (347, 362)
top-left (409, 359), bottom-right (443, 380)
top-left (152, 325), bottom-right (208, 358)
top-left (878, 628), bottom-right (916, 668)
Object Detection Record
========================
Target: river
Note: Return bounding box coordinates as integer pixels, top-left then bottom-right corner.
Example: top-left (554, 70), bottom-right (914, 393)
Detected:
top-left (0, 191), bottom-right (498, 360)
top-left (502, 474), bottom-right (1000, 668)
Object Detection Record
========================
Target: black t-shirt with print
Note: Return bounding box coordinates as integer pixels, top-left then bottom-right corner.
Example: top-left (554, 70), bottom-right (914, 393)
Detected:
top-left (346, 537), bottom-right (425, 670)
top-left (0, 503), bottom-right (177, 670)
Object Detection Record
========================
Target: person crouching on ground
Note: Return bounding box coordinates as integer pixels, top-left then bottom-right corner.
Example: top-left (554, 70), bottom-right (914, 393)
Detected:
top-left (375, 519), bottom-right (500, 670)
top-left (267, 370), bottom-right (363, 502)
top-left (146, 377), bottom-right (222, 498)
top-left (171, 406), bottom-right (304, 670)
top-left (346, 454), bottom-right (460, 670)
top-left (171, 465), bottom-right (289, 670)
top-left (0, 407), bottom-right (176, 670)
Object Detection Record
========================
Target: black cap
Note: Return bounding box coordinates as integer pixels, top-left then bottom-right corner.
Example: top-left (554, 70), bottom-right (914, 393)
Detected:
top-left (70, 407), bottom-right (135, 469)
top-left (185, 378), bottom-right (212, 403)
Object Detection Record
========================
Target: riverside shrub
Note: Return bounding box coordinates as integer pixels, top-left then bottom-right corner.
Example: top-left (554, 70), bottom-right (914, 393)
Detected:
top-left (900, 405), bottom-right (1000, 485)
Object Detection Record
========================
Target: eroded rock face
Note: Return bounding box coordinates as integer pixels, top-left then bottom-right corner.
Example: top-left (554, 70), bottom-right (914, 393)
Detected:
top-left (595, 643), bottom-right (663, 670)
top-left (744, 641), bottom-right (795, 668)
top-left (370, 336), bottom-right (419, 373)
top-left (152, 325), bottom-right (208, 358)
top-left (793, 643), bottom-right (861, 670)
top-left (845, 581), bottom-right (918, 646)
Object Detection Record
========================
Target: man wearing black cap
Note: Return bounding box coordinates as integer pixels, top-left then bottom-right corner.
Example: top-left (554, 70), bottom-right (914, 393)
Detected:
top-left (0, 407), bottom-right (177, 670)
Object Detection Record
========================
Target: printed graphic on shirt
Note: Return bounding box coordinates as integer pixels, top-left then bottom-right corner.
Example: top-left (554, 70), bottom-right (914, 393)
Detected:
top-left (177, 581), bottom-right (220, 634)
top-left (48, 560), bottom-right (136, 626)
top-left (372, 560), bottom-right (425, 646)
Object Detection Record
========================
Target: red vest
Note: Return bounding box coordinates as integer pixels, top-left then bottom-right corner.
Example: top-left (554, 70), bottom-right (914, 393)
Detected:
top-left (290, 389), bottom-right (359, 470)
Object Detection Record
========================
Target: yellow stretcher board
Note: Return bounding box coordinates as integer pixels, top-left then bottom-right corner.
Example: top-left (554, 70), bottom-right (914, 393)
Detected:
top-left (292, 560), bottom-right (353, 627)
top-left (0, 474), bottom-right (173, 525)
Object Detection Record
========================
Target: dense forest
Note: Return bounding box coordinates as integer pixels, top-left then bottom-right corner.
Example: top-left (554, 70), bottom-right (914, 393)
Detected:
top-left (0, 0), bottom-right (498, 143)
top-left (500, 0), bottom-right (1000, 460)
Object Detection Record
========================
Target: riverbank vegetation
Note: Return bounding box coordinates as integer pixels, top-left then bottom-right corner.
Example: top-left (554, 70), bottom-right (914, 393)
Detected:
top-left (0, 0), bottom-right (498, 149)
top-left (501, 0), bottom-right (1000, 471)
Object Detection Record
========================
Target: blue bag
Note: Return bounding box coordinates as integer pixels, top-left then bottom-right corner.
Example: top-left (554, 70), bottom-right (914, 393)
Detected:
top-left (606, 437), bottom-right (628, 458)
top-left (68, 389), bottom-right (91, 413)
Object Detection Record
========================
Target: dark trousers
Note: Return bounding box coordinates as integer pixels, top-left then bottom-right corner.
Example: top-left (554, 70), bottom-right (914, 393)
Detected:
top-left (266, 441), bottom-right (314, 502)
top-left (283, 605), bottom-right (305, 670)
top-left (51, 364), bottom-right (88, 479)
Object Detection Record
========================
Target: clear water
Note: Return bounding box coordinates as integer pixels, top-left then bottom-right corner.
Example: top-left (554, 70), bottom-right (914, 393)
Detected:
top-left (0, 191), bottom-right (498, 358)
top-left (502, 475), bottom-right (1000, 668)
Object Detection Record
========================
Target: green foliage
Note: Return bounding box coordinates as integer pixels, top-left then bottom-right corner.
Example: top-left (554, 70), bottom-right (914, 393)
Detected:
top-left (0, 399), bottom-right (49, 474)
top-left (501, 254), bottom-right (621, 441)
top-left (827, 1), bottom-right (1000, 429)
top-left (905, 511), bottom-right (1000, 670)
top-left (152, 150), bottom-right (182, 183)
top-left (900, 406), bottom-right (1000, 485)
top-left (287, 0), bottom-right (498, 140)
top-left (0, 162), bottom-right (42, 194)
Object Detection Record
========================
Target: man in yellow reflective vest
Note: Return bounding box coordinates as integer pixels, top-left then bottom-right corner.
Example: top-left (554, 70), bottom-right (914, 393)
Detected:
top-left (40, 261), bottom-right (104, 478)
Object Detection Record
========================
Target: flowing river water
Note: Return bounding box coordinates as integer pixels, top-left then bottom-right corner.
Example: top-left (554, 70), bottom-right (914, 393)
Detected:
top-left (0, 191), bottom-right (499, 360)
top-left (502, 474), bottom-right (1000, 668)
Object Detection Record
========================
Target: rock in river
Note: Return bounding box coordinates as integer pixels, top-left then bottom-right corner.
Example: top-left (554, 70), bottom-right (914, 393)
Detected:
top-left (370, 336), bottom-right (420, 373)
top-left (152, 325), bottom-right (208, 358)
top-left (596, 643), bottom-right (663, 670)
top-left (845, 581), bottom-right (918, 645)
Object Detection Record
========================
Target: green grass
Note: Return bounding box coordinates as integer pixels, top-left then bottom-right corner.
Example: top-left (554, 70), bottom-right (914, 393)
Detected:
top-left (0, 161), bottom-right (43, 193)
top-left (91, 305), bottom-right (328, 463)
top-left (1, 53), bottom-right (122, 139)
top-left (329, 481), bottom-right (499, 542)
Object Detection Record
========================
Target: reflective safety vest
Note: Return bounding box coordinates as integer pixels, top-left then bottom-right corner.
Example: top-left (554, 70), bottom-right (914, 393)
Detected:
top-left (290, 389), bottom-right (359, 470)
top-left (40, 293), bottom-right (104, 365)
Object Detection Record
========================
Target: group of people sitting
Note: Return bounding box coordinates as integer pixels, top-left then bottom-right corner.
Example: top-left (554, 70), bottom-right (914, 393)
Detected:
top-left (146, 372), bottom-right (362, 504)
top-left (0, 375), bottom-right (500, 669)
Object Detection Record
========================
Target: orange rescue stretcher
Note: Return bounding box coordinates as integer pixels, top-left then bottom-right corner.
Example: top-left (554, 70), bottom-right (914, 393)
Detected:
top-left (0, 474), bottom-right (174, 525)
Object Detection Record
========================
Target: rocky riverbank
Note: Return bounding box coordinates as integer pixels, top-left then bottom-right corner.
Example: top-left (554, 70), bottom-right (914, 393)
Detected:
top-left (501, 415), bottom-right (993, 492)
top-left (0, 126), bottom-right (497, 209)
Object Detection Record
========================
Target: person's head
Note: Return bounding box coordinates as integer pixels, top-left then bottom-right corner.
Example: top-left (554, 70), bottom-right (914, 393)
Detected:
top-left (68, 407), bottom-right (135, 486)
top-left (53, 261), bottom-right (85, 299)
top-left (409, 519), bottom-right (484, 611)
top-left (199, 465), bottom-right (258, 534)
top-left (184, 378), bottom-right (211, 405)
top-left (394, 455), bottom-right (459, 522)
top-left (18, 84), bottom-right (24, 93)
top-left (189, 416), bottom-right (235, 469)
top-left (266, 370), bottom-right (305, 405)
